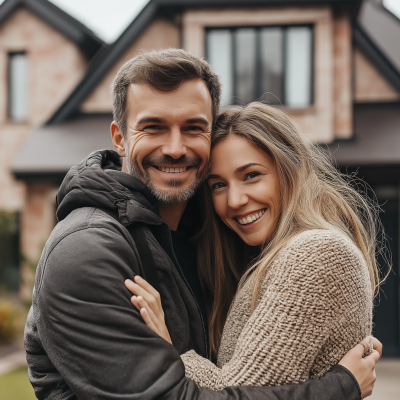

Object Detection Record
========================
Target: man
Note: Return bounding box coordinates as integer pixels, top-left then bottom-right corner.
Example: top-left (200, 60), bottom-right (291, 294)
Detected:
top-left (25, 49), bottom-right (378, 399)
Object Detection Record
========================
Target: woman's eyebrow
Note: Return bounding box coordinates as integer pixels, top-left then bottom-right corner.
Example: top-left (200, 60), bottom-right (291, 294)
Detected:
top-left (236, 163), bottom-right (265, 173)
top-left (207, 174), bottom-right (221, 181)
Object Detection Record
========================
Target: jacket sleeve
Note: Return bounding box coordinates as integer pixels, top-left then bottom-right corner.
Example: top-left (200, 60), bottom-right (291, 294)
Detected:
top-left (35, 226), bottom-right (361, 400)
top-left (181, 231), bottom-right (371, 390)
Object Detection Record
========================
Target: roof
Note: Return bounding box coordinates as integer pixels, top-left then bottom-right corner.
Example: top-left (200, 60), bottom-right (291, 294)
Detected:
top-left (12, 114), bottom-right (113, 178)
top-left (0, 0), bottom-right (105, 59)
top-left (327, 102), bottom-right (400, 166)
top-left (46, 0), bottom-right (362, 125)
top-left (358, 0), bottom-right (400, 72)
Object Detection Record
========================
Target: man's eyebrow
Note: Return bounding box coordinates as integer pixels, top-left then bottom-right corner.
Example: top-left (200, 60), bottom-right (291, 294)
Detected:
top-left (185, 117), bottom-right (210, 126)
top-left (136, 116), bottom-right (165, 125)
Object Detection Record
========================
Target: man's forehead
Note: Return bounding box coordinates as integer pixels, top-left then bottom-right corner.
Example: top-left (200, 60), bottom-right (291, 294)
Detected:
top-left (127, 79), bottom-right (213, 119)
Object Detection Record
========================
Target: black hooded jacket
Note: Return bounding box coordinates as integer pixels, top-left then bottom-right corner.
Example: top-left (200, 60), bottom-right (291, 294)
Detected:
top-left (24, 150), bottom-right (361, 400)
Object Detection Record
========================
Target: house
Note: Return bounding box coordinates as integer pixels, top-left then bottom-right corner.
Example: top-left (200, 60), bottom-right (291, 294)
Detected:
top-left (1, 0), bottom-right (399, 355)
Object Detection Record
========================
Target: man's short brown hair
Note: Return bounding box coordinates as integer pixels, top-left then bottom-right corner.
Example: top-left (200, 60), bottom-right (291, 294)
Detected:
top-left (112, 48), bottom-right (221, 136)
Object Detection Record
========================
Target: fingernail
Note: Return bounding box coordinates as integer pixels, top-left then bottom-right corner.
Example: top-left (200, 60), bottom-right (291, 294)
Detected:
top-left (125, 279), bottom-right (133, 284)
top-left (135, 275), bottom-right (142, 282)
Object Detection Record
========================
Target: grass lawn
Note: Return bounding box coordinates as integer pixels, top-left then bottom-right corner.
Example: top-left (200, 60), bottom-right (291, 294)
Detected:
top-left (0, 367), bottom-right (36, 399)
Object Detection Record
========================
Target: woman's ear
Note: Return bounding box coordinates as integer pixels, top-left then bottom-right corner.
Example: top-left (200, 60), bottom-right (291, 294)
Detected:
top-left (110, 121), bottom-right (126, 157)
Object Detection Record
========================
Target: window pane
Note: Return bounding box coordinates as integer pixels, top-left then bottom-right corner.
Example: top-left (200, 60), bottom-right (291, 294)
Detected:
top-left (235, 28), bottom-right (257, 104)
top-left (8, 53), bottom-right (27, 121)
top-left (260, 28), bottom-right (283, 104)
top-left (207, 30), bottom-right (233, 107)
top-left (284, 27), bottom-right (312, 107)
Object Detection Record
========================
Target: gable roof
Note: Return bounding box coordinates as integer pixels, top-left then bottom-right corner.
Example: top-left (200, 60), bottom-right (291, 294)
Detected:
top-left (46, 0), bottom-right (362, 125)
top-left (0, 0), bottom-right (105, 59)
top-left (353, 23), bottom-right (400, 94)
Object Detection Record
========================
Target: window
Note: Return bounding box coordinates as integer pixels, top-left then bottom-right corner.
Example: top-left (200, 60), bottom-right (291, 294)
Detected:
top-left (206, 26), bottom-right (313, 107)
top-left (8, 52), bottom-right (27, 122)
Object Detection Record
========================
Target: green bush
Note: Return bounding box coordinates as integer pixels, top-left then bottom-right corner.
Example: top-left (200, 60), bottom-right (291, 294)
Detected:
top-left (0, 300), bottom-right (19, 343)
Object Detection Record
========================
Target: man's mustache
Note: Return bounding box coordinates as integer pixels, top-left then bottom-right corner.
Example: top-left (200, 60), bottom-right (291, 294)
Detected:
top-left (142, 155), bottom-right (202, 169)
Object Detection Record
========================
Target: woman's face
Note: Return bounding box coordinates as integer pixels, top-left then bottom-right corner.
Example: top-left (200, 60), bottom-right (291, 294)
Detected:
top-left (208, 135), bottom-right (281, 246)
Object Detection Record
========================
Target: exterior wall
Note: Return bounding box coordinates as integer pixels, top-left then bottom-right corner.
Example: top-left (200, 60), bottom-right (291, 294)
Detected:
top-left (0, 8), bottom-right (88, 291)
top-left (354, 47), bottom-right (400, 102)
top-left (81, 18), bottom-right (180, 113)
top-left (182, 6), bottom-right (341, 143)
top-left (19, 182), bottom-right (58, 300)
top-left (0, 8), bottom-right (87, 211)
top-left (333, 12), bottom-right (353, 139)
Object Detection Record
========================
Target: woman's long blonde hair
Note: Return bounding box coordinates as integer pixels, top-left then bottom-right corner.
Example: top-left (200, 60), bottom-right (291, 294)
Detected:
top-left (195, 102), bottom-right (387, 360)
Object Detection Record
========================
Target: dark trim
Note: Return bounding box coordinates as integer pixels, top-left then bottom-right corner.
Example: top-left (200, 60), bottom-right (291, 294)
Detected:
top-left (46, 0), bottom-right (361, 125)
top-left (0, 0), bottom-right (104, 59)
top-left (46, 0), bottom-right (158, 125)
top-left (353, 24), bottom-right (400, 93)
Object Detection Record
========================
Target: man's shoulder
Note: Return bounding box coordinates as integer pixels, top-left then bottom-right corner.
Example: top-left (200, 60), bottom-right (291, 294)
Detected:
top-left (50, 207), bottom-right (126, 247)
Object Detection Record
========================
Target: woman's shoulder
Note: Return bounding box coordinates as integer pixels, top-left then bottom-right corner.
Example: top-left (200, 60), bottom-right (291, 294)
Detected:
top-left (279, 229), bottom-right (368, 278)
top-left (286, 229), bottom-right (363, 258)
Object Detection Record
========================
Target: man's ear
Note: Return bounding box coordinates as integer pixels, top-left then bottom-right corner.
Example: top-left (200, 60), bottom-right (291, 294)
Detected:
top-left (110, 121), bottom-right (126, 157)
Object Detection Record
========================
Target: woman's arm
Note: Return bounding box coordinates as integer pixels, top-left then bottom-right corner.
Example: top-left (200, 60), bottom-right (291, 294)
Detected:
top-left (181, 230), bottom-right (372, 389)
top-left (126, 276), bottom-right (381, 399)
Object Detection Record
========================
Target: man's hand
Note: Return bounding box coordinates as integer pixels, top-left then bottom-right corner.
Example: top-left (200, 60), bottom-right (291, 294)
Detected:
top-left (339, 337), bottom-right (382, 398)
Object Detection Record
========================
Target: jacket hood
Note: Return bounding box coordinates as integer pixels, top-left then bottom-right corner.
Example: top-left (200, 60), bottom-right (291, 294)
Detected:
top-left (56, 149), bottom-right (163, 226)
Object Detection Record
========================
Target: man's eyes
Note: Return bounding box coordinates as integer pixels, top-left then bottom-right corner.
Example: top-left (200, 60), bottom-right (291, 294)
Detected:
top-left (144, 125), bottom-right (162, 130)
top-left (185, 125), bottom-right (203, 132)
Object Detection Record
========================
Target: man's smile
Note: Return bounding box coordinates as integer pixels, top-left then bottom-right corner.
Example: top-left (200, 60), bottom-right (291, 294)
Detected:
top-left (154, 165), bottom-right (191, 174)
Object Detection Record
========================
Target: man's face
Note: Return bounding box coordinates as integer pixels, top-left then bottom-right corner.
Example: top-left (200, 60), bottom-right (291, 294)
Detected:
top-left (112, 79), bottom-right (213, 204)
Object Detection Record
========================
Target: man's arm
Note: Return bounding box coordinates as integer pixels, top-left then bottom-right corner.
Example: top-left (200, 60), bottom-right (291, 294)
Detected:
top-left (34, 226), bottom-right (360, 400)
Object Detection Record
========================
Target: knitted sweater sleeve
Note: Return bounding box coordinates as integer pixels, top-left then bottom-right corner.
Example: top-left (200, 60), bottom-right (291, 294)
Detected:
top-left (181, 230), bottom-right (372, 390)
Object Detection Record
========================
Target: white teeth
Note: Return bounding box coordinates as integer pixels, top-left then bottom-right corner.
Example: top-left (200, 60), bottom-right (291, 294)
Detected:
top-left (159, 166), bottom-right (188, 173)
top-left (237, 209), bottom-right (266, 225)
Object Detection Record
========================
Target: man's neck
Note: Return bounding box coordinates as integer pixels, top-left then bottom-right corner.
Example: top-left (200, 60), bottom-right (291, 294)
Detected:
top-left (158, 201), bottom-right (187, 231)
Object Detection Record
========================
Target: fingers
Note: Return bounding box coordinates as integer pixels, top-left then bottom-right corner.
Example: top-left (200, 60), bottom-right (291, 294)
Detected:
top-left (140, 307), bottom-right (157, 332)
top-left (356, 337), bottom-right (372, 357)
top-left (365, 349), bottom-right (381, 365)
top-left (371, 337), bottom-right (383, 359)
top-left (125, 279), bottom-right (160, 313)
top-left (132, 295), bottom-right (158, 328)
top-left (134, 276), bottom-right (158, 297)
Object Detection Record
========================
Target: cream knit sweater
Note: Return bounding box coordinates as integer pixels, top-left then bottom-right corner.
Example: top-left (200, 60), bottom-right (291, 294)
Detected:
top-left (182, 229), bottom-right (373, 389)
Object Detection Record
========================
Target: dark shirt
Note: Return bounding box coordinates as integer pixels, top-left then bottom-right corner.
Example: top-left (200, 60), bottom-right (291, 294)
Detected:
top-left (170, 228), bottom-right (208, 342)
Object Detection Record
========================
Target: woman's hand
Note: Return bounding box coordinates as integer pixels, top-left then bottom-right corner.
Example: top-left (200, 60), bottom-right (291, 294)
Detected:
top-left (125, 276), bottom-right (172, 344)
top-left (339, 336), bottom-right (382, 398)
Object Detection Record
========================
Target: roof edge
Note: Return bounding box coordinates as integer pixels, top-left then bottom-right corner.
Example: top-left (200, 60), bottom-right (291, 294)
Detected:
top-left (353, 23), bottom-right (400, 94)
top-left (46, 0), bottom-right (158, 125)
top-left (0, 0), bottom-right (105, 59)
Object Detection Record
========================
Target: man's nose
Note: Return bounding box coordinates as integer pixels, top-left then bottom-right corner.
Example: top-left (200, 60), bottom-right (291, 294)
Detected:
top-left (161, 128), bottom-right (187, 160)
top-left (227, 184), bottom-right (249, 209)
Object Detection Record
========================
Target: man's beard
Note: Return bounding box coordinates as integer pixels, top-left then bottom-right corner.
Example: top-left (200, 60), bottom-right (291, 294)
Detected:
top-left (125, 143), bottom-right (207, 204)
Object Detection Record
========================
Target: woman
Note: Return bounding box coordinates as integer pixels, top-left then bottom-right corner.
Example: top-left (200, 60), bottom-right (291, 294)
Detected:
top-left (126, 103), bottom-right (381, 390)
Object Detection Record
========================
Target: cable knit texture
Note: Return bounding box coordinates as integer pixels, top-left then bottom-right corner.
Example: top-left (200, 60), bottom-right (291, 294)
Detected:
top-left (182, 229), bottom-right (373, 389)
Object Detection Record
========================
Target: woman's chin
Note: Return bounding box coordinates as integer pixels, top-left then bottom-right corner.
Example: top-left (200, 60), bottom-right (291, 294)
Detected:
top-left (238, 233), bottom-right (265, 247)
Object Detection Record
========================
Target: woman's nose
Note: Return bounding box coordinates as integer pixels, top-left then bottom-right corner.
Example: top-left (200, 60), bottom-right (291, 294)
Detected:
top-left (227, 186), bottom-right (249, 209)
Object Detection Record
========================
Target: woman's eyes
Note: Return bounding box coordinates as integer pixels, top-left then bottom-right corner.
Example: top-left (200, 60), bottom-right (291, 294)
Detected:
top-left (211, 182), bottom-right (226, 191)
top-left (245, 172), bottom-right (261, 181)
